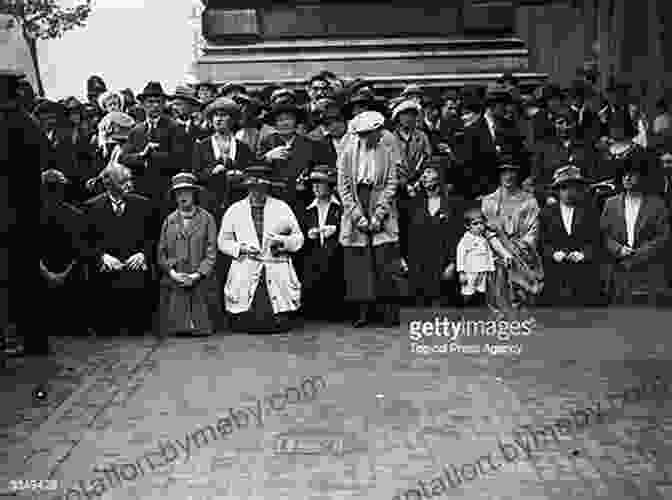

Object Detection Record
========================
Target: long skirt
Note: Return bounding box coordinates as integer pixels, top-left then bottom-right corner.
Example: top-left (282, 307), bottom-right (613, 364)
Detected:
top-left (343, 183), bottom-right (401, 302)
top-left (159, 278), bottom-right (216, 335)
top-left (228, 268), bottom-right (294, 333)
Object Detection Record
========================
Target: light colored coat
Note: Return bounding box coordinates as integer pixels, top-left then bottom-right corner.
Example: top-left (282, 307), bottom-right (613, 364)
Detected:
top-left (337, 135), bottom-right (401, 247)
top-left (217, 196), bottom-right (304, 314)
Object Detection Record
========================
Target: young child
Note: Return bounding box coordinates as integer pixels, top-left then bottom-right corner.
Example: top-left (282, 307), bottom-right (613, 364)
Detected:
top-left (456, 208), bottom-right (496, 307)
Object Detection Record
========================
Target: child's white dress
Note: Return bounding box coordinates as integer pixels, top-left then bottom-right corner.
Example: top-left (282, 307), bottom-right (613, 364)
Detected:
top-left (456, 231), bottom-right (495, 296)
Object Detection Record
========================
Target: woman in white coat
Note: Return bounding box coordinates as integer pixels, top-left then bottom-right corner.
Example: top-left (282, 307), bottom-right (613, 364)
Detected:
top-left (217, 164), bottom-right (304, 333)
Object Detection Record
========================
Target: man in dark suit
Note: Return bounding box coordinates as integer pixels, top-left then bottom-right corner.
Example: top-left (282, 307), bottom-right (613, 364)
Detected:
top-left (600, 159), bottom-right (670, 305)
top-left (171, 85), bottom-right (208, 159)
top-left (84, 163), bottom-right (156, 336)
top-left (118, 82), bottom-right (188, 220)
top-left (257, 102), bottom-right (327, 212)
top-left (306, 98), bottom-right (348, 167)
top-left (454, 92), bottom-right (498, 199)
top-left (540, 165), bottom-right (602, 306)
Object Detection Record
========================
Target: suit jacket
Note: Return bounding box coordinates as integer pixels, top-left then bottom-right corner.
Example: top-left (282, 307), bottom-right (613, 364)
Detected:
top-left (191, 135), bottom-right (255, 213)
top-left (600, 192), bottom-right (670, 299)
top-left (118, 115), bottom-right (188, 199)
top-left (540, 202), bottom-right (600, 261)
top-left (84, 192), bottom-right (157, 264)
top-left (600, 193), bottom-right (670, 265)
top-left (40, 200), bottom-right (86, 272)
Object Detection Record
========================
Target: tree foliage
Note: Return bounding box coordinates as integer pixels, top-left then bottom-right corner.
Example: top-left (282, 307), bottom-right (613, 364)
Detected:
top-left (1, 0), bottom-right (92, 40)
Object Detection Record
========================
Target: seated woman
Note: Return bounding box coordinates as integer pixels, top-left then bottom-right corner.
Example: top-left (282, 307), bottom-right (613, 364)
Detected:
top-left (481, 160), bottom-right (544, 319)
top-left (405, 158), bottom-right (463, 307)
top-left (157, 173), bottom-right (218, 336)
top-left (299, 165), bottom-right (345, 320)
top-left (217, 164), bottom-right (304, 333)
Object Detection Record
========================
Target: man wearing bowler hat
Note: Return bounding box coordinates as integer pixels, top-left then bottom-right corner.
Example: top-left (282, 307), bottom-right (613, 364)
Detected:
top-left (539, 165), bottom-right (602, 306)
top-left (600, 158), bottom-right (670, 305)
top-left (118, 81), bottom-right (188, 220)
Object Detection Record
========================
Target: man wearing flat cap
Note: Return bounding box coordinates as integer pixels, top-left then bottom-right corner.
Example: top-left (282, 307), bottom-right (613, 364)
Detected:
top-left (171, 85), bottom-right (208, 155)
top-left (337, 111), bottom-right (403, 328)
top-left (118, 81), bottom-right (188, 220)
top-left (539, 165), bottom-right (602, 306)
top-left (600, 158), bottom-right (670, 305)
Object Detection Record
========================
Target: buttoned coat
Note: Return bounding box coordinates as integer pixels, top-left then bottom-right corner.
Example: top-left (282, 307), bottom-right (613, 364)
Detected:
top-left (217, 196), bottom-right (304, 314)
top-left (191, 135), bottom-right (255, 217)
top-left (157, 207), bottom-right (218, 334)
top-left (600, 193), bottom-right (670, 302)
top-left (337, 136), bottom-right (401, 247)
top-left (117, 115), bottom-right (188, 201)
top-left (539, 201), bottom-right (602, 305)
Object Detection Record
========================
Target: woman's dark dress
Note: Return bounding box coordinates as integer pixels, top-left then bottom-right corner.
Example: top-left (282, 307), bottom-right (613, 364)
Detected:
top-left (406, 191), bottom-right (464, 306)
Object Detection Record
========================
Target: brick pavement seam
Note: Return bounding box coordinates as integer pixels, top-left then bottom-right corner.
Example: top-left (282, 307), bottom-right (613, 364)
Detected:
top-left (392, 375), bottom-right (671, 500)
top-left (42, 339), bottom-right (166, 484)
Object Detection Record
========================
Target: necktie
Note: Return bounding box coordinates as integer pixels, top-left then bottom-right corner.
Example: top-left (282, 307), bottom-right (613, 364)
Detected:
top-left (112, 199), bottom-right (124, 216)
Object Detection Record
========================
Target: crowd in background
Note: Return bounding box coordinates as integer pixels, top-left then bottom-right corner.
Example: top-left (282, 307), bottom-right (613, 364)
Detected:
top-left (4, 65), bottom-right (672, 354)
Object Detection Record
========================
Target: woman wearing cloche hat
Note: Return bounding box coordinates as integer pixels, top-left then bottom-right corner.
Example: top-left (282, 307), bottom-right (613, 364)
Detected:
top-left (217, 163), bottom-right (304, 333)
top-left (157, 172), bottom-right (218, 336)
top-left (193, 97), bottom-right (255, 219)
top-left (299, 164), bottom-right (345, 320)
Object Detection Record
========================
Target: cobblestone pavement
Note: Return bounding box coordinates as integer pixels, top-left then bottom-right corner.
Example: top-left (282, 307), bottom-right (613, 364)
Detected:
top-left (1, 309), bottom-right (671, 500)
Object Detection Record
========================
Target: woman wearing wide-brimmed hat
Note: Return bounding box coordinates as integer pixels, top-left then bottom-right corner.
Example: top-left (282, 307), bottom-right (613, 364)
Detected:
top-left (233, 92), bottom-right (264, 151)
top-left (299, 164), bottom-right (345, 320)
top-left (481, 159), bottom-right (544, 319)
top-left (192, 97), bottom-right (255, 219)
top-left (600, 158), bottom-right (670, 305)
top-left (539, 164), bottom-right (602, 306)
top-left (217, 164), bottom-right (304, 333)
top-left (405, 157), bottom-right (464, 307)
top-left (257, 101), bottom-right (321, 212)
top-left (157, 172), bottom-right (218, 336)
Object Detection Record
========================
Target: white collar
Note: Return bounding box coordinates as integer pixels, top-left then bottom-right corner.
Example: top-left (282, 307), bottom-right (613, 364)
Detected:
top-left (306, 195), bottom-right (340, 210)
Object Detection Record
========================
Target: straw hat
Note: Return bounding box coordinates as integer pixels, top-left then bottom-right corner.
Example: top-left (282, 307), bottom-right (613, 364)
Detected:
top-left (169, 172), bottom-right (202, 192)
top-left (551, 165), bottom-right (590, 188)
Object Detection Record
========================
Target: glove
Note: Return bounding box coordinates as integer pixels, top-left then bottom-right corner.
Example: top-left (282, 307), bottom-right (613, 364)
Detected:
top-left (308, 228), bottom-right (320, 240)
top-left (101, 253), bottom-right (124, 271)
top-left (552, 250), bottom-right (567, 263)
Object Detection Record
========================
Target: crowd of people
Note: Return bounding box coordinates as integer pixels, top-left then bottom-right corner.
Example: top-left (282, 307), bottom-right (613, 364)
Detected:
top-left (5, 66), bottom-right (672, 354)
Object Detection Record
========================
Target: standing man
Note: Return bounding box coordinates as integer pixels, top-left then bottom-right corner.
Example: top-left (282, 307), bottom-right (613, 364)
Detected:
top-left (86, 75), bottom-right (107, 119)
top-left (118, 82), bottom-right (188, 221)
top-left (171, 85), bottom-right (208, 158)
